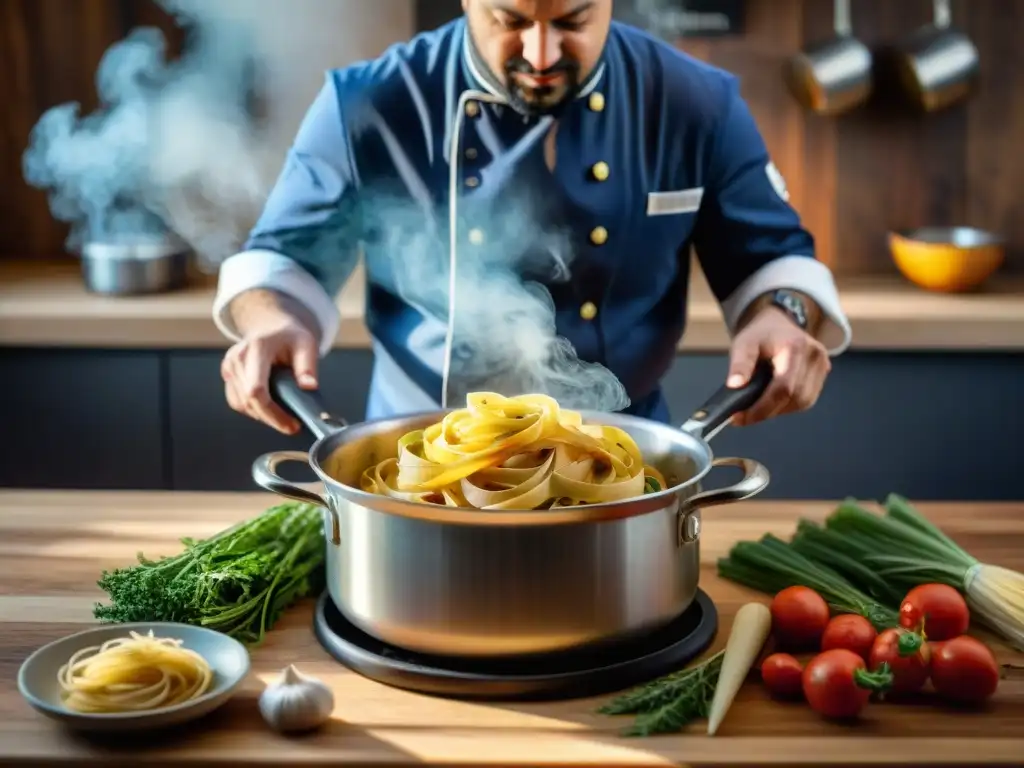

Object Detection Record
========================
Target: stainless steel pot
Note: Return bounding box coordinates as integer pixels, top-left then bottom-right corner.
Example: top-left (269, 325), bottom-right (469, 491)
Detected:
top-left (252, 363), bottom-right (773, 658)
top-left (80, 234), bottom-right (190, 295)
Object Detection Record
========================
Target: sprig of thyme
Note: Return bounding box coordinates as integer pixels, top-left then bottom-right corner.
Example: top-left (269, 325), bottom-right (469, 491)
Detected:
top-left (598, 650), bottom-right (724, 736)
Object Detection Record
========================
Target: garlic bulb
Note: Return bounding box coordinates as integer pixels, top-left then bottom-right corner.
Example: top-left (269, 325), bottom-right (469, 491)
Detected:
top-left (258, 664), bottom-right (334, 733)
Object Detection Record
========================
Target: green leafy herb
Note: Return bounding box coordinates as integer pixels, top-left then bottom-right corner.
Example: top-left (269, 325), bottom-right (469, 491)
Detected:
top-left (598, 650), bottom-right (724, 736)
top-left (93, 502), bottom-right (325, 644)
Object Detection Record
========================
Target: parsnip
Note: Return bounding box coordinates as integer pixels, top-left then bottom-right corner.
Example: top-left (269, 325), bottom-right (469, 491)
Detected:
top-left (706, 602), bottom-right (772, 736)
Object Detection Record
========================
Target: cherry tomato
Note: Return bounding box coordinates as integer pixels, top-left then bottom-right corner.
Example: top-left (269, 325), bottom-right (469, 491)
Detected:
top-left (802, 649), bottom-right (893, 719)
top-left (761, 653), bottom-right (804, 698)
top-left (821, 614), bottom-right (877, 660)
top-left (770, 586), bottom-right (830, 650)
top-left (930, 635), bottom-right (1000, 705)
top-left (899, 584), bottom-right (970, 641)
top-left (869, 628), bottom-right (931, 695)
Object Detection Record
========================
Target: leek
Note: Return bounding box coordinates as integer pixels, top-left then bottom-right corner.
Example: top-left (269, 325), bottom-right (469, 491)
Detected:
top-left (717, 534), bottom-right (899, 631)
top-left (794, 494), bottom-right (1024, 652)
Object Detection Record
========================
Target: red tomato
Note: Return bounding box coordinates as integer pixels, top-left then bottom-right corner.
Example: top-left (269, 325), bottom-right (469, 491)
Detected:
top-left (770, 586), bottom-right (831, 650)
top-left (899, 584), bottom-right (970, 641)
top-left (761, 653), bottom-right (804, 698)
top-left (821, 614), bottom-right (877, 660)
top-left (929, 640), bottom-right (948, 655)
top-left (869, 628), bottom-right (932, 695)
top-left (802, 649), bottom-right (893, 719)
top-left (930, 635), bottom-right (1000, 705)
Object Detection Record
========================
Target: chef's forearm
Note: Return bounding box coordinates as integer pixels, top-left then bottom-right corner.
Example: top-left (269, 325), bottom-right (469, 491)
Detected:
top-left (228, 288), bottom-right (323, 339)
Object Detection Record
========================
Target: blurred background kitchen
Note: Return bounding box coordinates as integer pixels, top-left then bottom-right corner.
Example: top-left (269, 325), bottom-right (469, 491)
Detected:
top-left (0, 0), bottom-right (1020, 500)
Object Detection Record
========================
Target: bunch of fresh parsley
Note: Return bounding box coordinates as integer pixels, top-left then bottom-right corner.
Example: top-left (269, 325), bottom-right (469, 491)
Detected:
top-left (93, 502), bottom-right (325, 644)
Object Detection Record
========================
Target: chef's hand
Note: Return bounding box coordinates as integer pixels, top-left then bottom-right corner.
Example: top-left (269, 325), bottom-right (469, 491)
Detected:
top-left (221, 319), bottom-right (319, 435)
top-left (725, 306), bottom-right (831, 427)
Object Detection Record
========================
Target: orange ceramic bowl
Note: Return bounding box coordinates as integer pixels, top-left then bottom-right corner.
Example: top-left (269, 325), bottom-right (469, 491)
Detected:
top-left (889, 227), bottom-right (1005, 293)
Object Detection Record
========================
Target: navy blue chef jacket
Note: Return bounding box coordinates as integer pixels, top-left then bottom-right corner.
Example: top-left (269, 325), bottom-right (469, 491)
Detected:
top-left (213, 17), bottom-right (852, 422)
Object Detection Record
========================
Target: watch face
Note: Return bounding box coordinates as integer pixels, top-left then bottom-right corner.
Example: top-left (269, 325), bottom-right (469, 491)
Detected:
top-left (774, 291), bottom-right (807, 328)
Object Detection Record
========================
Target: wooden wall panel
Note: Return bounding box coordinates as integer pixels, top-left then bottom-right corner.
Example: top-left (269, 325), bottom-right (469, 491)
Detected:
top-left (831, 0), bottom-right (969, 274)
top-left (1, 0), bottom-right (1022, 274)
top-left (965, 0), bottom-right (1024, 272)
top-left (0, 0), bottom-right (181, 259)
top-left (0, 0), bottom-right (125, 258)
top-left (682, 0), bottom-right (1020, 275)
top-left (797, 0), bottom-right (838, 269)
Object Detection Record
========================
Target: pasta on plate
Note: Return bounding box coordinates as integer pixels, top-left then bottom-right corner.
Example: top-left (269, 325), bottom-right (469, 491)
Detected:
top-left (57, 630), bottom-right (213, 713)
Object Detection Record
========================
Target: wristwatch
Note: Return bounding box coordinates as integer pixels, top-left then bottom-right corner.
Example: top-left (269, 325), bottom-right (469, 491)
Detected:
top-left (769, 289), bottom-right (808, 330)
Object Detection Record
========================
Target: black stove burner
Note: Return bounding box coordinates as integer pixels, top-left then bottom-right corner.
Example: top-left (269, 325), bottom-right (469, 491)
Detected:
top-left (312, 590), bottom-right (718, 701)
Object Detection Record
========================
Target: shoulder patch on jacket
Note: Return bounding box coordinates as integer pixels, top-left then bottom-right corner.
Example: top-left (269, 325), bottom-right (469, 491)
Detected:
top-left (765, 161), bottom-right (789, 201)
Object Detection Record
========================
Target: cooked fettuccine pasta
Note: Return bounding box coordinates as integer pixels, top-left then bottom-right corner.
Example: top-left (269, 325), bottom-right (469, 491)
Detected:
top-left (360, 392), bottom-right (667, 509)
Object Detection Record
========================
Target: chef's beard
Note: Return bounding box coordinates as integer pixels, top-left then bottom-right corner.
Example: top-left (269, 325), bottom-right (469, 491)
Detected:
top-left (465, 33), bottom-right (582, 118)
top-left (502, 56), bottom-right (582, 118)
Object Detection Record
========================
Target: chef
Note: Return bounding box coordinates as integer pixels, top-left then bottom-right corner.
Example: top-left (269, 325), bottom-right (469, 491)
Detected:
top-left (213, 0), bottom-right (852, 436)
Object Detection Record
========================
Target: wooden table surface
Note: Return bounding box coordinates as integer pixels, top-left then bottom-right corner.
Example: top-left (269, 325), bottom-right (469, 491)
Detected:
top-left (1, 491), bottom-right (1022, 767)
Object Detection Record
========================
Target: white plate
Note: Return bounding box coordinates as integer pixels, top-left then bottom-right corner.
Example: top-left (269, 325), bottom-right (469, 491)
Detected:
top-left (18, 622), bottom-right (251, 732)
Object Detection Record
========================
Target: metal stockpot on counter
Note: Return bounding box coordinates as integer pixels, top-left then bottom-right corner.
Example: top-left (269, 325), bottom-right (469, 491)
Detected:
top-left (252, 364), bottom-right (773, 658)
top-left (80, 234), bottom-right (191, 295)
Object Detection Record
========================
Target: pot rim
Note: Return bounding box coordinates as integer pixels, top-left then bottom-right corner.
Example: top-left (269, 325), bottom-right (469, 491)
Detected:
top-left (80, 233), bottom-right (190, 261)
top-left (303, 408), bottom-right (718, 525)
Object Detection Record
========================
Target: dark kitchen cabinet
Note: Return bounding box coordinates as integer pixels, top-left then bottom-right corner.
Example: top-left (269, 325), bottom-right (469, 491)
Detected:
top-left (662, 351), bottom-right (1024, 502)
top-left (2, 346), bottom-right (1021, 500)
top-left (166, 350), bottom-right (373, 490)
top-left (0, 349), bottom-right (165, 489)
top-left (168, 348), bottom-right (1024, 500)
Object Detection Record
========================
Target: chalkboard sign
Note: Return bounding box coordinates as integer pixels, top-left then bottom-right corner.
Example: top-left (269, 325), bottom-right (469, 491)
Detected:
top-left (415, 0), bottom-right (745, 39)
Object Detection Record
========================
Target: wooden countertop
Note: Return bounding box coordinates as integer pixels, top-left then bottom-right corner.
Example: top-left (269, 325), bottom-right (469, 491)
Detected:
top-left (2, 260), bottom-right (1024, 351)
top-left (1, 491), bottom-right (1022, 767)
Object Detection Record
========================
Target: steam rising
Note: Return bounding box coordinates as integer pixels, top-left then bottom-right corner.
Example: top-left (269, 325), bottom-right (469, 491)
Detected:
top-left (21, 0), bottom-right (629, 413)
top-left (22, 0), bottom-right (281, 266)
top-left (369, 191), bottom-right (629, 412)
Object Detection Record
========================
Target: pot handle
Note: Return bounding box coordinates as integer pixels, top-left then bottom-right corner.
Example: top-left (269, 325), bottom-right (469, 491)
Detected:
top-left (270, 367), bottom-right (348, 440)
top-left (676, 457), bottom-right (770, 546)
top-left (252, 450), bottom-right (341, 545)
top-left (680, 359), bottom-right (774, 442)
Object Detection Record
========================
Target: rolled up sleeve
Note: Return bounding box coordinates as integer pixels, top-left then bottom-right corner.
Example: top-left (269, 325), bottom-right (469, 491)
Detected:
top-left (212, 72), bottom-right (364, 356)
top-left (692, 80), bottom-right (852, 356)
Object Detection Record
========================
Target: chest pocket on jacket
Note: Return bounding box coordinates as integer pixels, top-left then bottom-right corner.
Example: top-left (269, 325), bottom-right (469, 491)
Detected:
top-left (635, 187), bottom-right (704, 261)
top-left (605, 187), bottom-right (703, 304)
